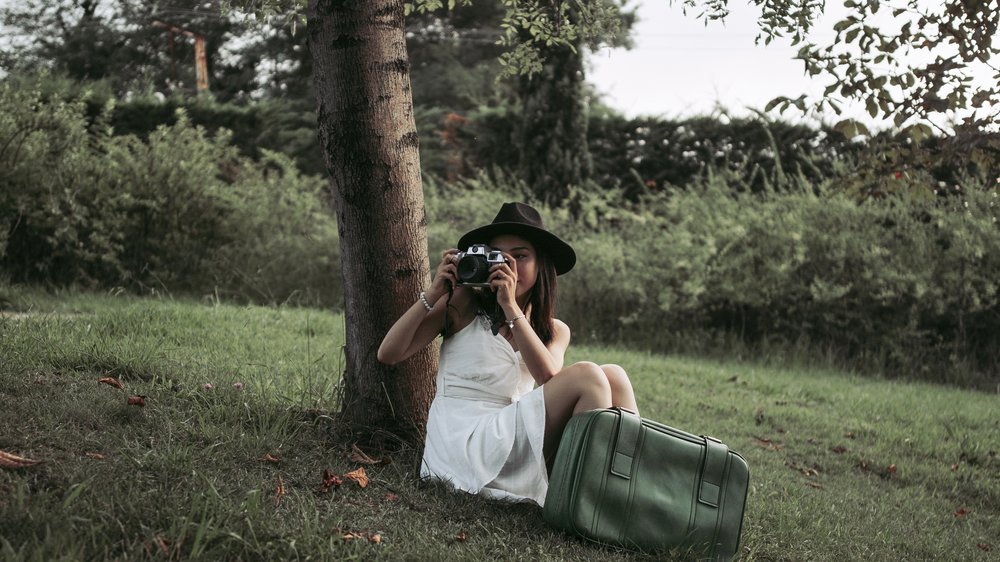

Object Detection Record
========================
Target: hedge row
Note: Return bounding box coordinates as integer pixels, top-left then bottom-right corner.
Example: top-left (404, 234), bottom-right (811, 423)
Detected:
top-left (425, 172), bottom-right (1000, 389)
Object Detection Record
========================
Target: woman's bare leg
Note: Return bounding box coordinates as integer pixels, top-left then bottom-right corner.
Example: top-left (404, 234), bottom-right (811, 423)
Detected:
top-left (601, 364), bottom-right (639, 414)
top-left (542, 362), bottom-right (612, 470)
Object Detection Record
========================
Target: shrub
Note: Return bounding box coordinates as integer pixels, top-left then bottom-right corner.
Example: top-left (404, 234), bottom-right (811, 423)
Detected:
top-left (0, 79), bottom-right (340, 307)
top-left (420, 167), bottom-right (1000, 387)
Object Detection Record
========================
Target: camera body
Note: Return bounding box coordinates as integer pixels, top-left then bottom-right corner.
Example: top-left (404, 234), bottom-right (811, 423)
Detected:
top-left (455, 244), bottom-right (506, 286)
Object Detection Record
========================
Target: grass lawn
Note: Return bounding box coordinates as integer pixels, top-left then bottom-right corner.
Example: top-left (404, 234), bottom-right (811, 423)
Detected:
top-left (1, 291), bottom-right (997, 560)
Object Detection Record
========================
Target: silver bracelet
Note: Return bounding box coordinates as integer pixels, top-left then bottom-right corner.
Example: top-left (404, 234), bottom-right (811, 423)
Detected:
top-left (506, 314), bottom-right (526, 330)
top-left (419, 291), bottom-right (433, 311)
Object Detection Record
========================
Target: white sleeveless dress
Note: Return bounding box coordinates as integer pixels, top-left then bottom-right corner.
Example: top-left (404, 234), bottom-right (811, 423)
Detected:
top-left (420, 314), bottom-right (549, 506)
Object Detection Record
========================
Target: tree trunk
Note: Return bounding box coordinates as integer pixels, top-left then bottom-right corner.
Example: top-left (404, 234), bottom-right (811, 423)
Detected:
top-left (307, 0), bottom-right (436, 443)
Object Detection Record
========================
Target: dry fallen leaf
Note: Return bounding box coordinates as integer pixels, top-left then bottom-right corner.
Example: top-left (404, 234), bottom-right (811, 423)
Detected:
top-left (0, 449), bottom-right (41, 469)
top-left (385, 492), bottom-right (399, 502)
top-left (97, 376), bottom-right (124, 390)
top-left (752, 436), bottom-right (783, 451)
top-left (257, 453), bottom-right (281, 464)
top-left (977, 543), bottom-right (992, 552)
top-left (84, 452), bottom-right (106, 460)
top-left (805, 481), bottom-right (824, 489)
top-left (455, 531), bottom-right (468, 543)
top-left (127, 395), bottom-right (146, 407)
top-left (342, 531), bottom-right (366, 542)
top-left (884, 464), bottom-right (897, 479)
top-left (344, 467), bottom-right (369, 488)
top-left (368, 533), bottom-right (382, 544)
top-left (274, 474), bottom-right (285, 507)
top-left (954, 507), bottom-right (971, 518)
top-left (830, 445), bottom-right (848, 454)
top-left (321, 469), bottom-right (343, 493)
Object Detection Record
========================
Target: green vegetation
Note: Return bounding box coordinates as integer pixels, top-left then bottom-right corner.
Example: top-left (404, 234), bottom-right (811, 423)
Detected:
top-left (3, 77), bottom-right (1000, 388)
top-left (424, 173), bottom-right (1000, 389)
top-left (0, 79), bottom-right (340, 306)
top-left (1, 293), bottom-right (997, 560)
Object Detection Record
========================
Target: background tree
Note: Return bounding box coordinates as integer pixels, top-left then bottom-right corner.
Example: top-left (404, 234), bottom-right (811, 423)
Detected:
top-left (513, 1), bottom-right (634, 206)
top-left (405, 1), bottom-right (509, 110)
top-left (1, 0), bottom-right (248, 95)
top-left (682, 1), bottom-right (999, 137)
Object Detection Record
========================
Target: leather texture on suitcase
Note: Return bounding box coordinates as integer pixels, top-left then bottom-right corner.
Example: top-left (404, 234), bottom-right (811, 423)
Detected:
top-left (543, 408), bottom-right (749, 560)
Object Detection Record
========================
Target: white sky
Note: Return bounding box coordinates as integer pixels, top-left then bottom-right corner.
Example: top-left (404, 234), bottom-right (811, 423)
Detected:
top-left (586, 0), bottom-right (997, 130)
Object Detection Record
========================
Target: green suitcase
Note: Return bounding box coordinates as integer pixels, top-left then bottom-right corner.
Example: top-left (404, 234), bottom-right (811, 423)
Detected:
top-left (543, 408), bottom-right (749, 560)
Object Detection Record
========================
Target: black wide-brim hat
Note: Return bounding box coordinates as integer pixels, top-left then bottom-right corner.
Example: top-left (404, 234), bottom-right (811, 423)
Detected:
top-left (457, 202), bottom-right (576, 275)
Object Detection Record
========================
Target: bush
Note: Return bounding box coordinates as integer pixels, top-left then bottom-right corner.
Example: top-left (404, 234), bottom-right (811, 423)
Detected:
top-left (560, 174), bottom-right (1000, 387)
top-left (0, 79), bottom-right (340, 307)
top-left (421, 168), bottom-right (1000, 388)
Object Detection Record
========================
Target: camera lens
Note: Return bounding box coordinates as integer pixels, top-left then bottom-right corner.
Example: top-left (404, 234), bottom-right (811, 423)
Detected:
top-left (457, 254), bottom-right (489, 284)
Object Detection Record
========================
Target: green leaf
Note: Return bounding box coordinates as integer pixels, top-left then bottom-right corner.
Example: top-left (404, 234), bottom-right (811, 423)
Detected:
top-left (904, 123), bottom-right (933, 142)
top-left (764, 97), bottom-right (788, 112)
top-left (833, 119), bottom-right (869, 138)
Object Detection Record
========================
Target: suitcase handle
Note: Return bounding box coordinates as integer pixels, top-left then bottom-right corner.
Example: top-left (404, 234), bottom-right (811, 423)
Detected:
top-left (610, 408), bottom-right (641, 478)
top-left (608, 408), bottom-right (730, 508)
top-left (698, 437), bottom-right (729, 507)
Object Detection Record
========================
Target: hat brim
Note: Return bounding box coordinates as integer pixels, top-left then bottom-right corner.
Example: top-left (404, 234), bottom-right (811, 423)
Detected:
top-left (458, 222), bottom-right (576, 275)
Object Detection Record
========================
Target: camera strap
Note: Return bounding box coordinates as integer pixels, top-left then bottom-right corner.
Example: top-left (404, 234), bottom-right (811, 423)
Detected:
top-left (441, 281), bottom-right (454, 337)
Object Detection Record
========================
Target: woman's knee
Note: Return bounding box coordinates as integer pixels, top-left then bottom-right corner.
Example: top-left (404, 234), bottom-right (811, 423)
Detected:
top-left (567, 362), bottom-right (612, 392)
top-left (544, 362), bottom-right (611, 421)
top-left (601, 364), bottom-right (630, 391)
top-left (601, 363), bottom-right (638, 413)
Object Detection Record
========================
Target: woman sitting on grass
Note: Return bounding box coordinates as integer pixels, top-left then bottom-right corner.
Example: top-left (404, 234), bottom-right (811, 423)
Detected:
top-left (378, 202), bottom-right (639, 506)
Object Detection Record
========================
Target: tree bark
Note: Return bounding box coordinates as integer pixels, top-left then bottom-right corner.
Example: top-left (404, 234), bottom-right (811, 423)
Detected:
top-left (307, 0), bottom-right (436, 443)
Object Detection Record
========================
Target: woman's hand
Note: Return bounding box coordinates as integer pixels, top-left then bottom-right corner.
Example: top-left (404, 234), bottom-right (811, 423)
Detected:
top-left (428, 248), bottom-right (460, 302)
top-left (489, 252), bottom-right (519, 312)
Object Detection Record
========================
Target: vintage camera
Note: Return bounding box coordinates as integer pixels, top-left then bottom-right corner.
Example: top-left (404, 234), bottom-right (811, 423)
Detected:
top-left (455, 244), bottom-right (506, 286)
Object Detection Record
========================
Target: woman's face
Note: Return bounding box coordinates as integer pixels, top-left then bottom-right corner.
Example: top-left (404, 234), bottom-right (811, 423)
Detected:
top-left (489, 234), bottom-right (538, 299)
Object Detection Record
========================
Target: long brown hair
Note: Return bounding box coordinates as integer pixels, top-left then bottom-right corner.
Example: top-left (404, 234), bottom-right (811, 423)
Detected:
top-left (528, 250), bottom-right (558, 344)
